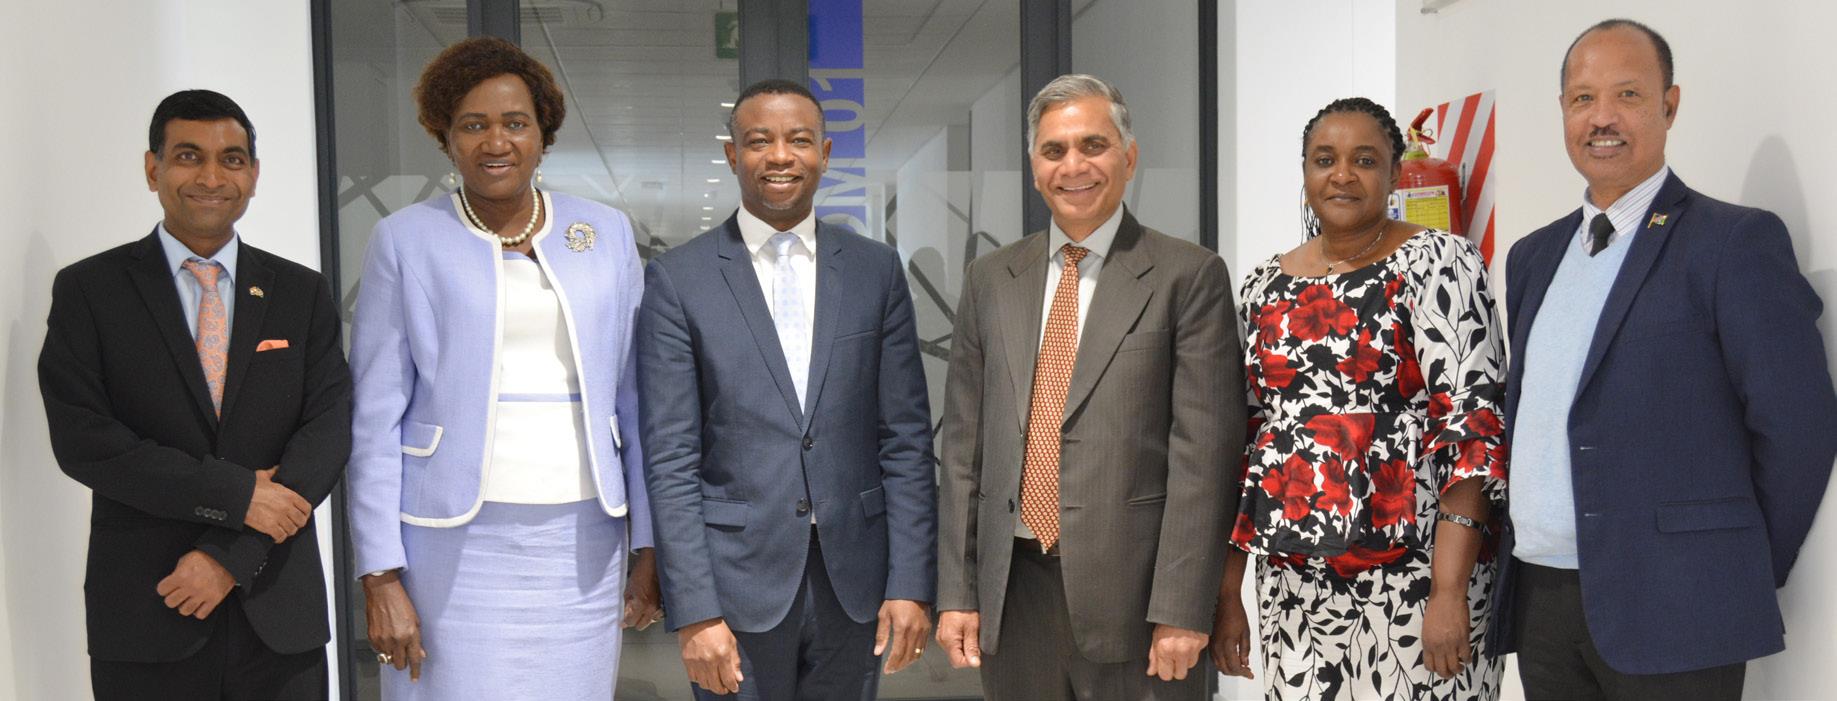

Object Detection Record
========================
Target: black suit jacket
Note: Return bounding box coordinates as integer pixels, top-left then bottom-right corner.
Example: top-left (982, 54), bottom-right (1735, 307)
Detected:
top-left (38, 230), bottom-right (351, 662)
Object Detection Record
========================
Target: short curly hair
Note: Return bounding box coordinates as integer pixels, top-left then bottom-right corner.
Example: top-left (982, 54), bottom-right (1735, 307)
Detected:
top-left (414, 36), bottom-right (566, 153)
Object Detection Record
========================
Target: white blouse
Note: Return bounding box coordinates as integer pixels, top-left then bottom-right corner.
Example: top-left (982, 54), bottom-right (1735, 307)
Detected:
top-left (481, 253), bottom-right (595, 504)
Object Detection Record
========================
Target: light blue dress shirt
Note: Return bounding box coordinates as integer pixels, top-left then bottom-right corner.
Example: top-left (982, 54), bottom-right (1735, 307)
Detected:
top-left (156, 224), bottom-right (239, 341)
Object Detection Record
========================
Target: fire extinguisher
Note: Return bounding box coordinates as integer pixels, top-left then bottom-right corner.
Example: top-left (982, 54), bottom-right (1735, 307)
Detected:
top-left (1392, 107), bottom-right (1464, 236)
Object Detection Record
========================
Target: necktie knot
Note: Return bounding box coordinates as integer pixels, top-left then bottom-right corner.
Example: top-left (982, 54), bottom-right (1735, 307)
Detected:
top-left (1587, 213), bottom-right (1615, 256)
top-left (770, 232), bottom-right (801, 261)
top-left (181, 258), bottom-right (221, 287)
top-left (1060, 244), bottom-right (1089, 269)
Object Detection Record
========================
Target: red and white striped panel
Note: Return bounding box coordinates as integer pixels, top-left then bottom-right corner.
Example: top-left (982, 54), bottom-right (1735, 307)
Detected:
top-left (1434, 90), bottom-right (1497, 264)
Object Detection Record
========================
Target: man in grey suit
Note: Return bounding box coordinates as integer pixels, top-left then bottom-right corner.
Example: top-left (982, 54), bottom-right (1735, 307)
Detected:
top-left (638, 79), bottom-right (936, 700)
top-left (934, 73), bottom-right (1245, 700)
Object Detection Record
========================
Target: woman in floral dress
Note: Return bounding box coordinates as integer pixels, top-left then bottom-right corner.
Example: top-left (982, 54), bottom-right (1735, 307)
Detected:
top-left (1209, 97), bottom-right (1507, 700)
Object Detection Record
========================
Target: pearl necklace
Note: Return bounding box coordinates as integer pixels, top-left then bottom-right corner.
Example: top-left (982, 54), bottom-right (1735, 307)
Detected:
top-left (1320, 219), bottom-right (1389, 274)
top-left (459, 185), bottom-right (541, 248)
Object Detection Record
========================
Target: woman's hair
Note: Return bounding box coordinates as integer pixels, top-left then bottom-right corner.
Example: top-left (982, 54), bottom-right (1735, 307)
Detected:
top-left (414, 36), bottom-right (566, 153)
top-left (1300, 97), bottom-right (1404, 166)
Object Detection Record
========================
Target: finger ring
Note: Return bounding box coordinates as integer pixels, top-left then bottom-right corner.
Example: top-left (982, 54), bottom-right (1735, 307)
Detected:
top-left (376, 652), bottom-right (392, 664)
top-left (914, 648), bottom-right (924, 655)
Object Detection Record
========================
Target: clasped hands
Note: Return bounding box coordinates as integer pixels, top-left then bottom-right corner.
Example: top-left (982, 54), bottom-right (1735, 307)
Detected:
top-left (245, 466), bottom-right (312, 543)
top-left (156, 467), bottom-right (310, 622)
top-left (678, 599), bottom-right (931, 695)
top-left (936, 611), bottom-right (1209, 681)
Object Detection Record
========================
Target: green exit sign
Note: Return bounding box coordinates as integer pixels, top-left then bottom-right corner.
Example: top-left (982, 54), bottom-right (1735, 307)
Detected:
top-left (715, 12), bottom-right (738, 59)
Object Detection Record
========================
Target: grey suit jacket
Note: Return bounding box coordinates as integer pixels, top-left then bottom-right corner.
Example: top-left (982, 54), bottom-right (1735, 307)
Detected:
top-left (936, 210), bottom-right (1246, 663)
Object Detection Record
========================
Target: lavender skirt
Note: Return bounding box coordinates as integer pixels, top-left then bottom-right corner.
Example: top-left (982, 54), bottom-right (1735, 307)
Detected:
top-left (383, 500), bottom-right (626, 700)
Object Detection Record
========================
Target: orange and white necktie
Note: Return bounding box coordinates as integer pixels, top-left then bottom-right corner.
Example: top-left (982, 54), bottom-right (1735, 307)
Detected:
top-left (1019, 244), bottom-right (1088, 553)
top-left (182, 259), bottom-right (229, 416)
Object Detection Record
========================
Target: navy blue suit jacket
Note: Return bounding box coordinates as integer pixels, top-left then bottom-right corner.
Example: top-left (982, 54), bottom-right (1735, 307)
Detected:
top-left (1488, 173), bottom-right (1837, 673)
top-left (637, 216), bottom-right (936, 633)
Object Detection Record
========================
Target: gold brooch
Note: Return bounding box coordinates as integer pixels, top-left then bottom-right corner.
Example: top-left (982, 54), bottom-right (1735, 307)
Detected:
top-left (249, 286), bottom-right (265, 298)
top-left (564, 222), bottom-right (596, 252)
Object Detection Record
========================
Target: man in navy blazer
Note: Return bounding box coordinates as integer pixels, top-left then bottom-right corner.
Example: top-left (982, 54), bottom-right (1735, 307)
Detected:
top-left (638, 79), bottom-right (936, 700)
top-left (1488, 19), bottom-right (1837, 699)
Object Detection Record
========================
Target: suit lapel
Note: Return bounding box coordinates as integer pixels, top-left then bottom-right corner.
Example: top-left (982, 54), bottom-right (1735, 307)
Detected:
top-left (996, 234), bottom-right (1048, 432)
top-left (716, 219), bottom-right (805, 425)
top-left (1575, 173), bottom-right (1691, 395)
top-left (1512, 212), bottom-right (1577, 364)
top-left (124, 231), bottom-right (218, 426)
top-left (1061, 214), bottom-right (1153, 422)
top-left (801, 224), bottom-right (846, 419)
top-left (218, 247), bottom-right (273, 420)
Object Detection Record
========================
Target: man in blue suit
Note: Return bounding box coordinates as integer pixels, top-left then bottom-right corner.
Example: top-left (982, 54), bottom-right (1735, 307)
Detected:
top-left (638, 79), bottom-right (937, 700)
top-left (1488, 19), bottom-right (1837, 700)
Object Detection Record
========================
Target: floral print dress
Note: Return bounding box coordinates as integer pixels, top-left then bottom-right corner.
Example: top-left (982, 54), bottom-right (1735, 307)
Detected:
top-left (1231, 230), bottom-right (1507, 700)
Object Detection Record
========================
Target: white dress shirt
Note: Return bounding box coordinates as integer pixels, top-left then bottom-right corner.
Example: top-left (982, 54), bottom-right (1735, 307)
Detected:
top-left (1018, 205), bottom-right (1125, 539)
top-left (737, 206), bottom-right (820, 523)
top-left (1576, 165), bottom-right (1670, 252)
top-left (1036, 206), bottom-right (1125, 351)
top-left (737, 206), bottom-right (819, 324)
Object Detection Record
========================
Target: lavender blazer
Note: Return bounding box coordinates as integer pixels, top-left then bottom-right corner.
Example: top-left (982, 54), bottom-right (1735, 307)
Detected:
top-left (347, 191), bottom-right (653, 576)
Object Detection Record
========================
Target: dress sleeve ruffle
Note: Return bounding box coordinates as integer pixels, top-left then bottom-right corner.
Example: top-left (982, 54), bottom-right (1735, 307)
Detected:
top-left (1407, 233), bottom-right (1509, 504)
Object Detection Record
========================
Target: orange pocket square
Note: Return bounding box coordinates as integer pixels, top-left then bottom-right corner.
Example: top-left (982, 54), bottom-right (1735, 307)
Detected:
top-left (256, 339), bottom-right (291, 352)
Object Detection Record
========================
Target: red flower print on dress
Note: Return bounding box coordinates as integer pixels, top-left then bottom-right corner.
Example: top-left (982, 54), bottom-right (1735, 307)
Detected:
top-left (1326, 544), bottom-right (1409, 578)
top-left (1317, 458), bottom-right (1353, 516)
top-left (1256, 300), bottom-right (1292, 348)
top-left (1288, 284), bottom-right (1358, 341)
top-left (1257, 349), bottom-right (1298, 390)
top-left (1304, 414), bottom-right (1376, 458)
top-left (1232, 512), bottom-right (1258, 545)
top-left (1427, 391), bottom-right (1454, 420)
top-left (1370, 458), bottom-right (1415, 528)
top-left (1467, 407), bottom-right (1504, 437)
top-left (1395, 325), bottom-right (1424, 398)
top-left (1261, 455), bottom-right (1317, 521)
top-left (1335, 328), bottom-right (1383, 383)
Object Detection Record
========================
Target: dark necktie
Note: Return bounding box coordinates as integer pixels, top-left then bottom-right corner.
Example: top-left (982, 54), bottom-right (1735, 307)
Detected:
top-left (1587, 213), bottom-right (1615, 256)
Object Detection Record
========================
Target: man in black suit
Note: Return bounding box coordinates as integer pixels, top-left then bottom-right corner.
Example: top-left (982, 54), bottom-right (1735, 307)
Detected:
top-left (37, 89), bottom-right (350, 700)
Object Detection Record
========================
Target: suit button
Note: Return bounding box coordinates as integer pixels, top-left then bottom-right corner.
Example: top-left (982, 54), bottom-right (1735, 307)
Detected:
top-left (803, 437), bottom-right (814, 451)
top-left (796, 499), bottom-right (811, 515)
top-left (1008, 499), bottom-right (1015, 513)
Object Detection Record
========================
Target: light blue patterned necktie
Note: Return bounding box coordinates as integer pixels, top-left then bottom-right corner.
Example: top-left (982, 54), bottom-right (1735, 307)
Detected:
top-left (770, 232), bottom-right (810, 406)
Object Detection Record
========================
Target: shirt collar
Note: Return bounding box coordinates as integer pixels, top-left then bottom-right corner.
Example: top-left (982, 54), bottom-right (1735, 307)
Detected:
top-left (1047, 205), bottom-right (1125, 263)
top-left (737, 206), bottom-right (818, 258)
top-left (157, 223), bottom-right (239, 284)
top-left (1579, 164), bottom-right (1670, 245)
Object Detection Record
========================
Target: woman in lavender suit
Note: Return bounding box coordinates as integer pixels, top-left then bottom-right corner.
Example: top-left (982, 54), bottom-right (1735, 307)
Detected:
top-left (346, 37), bottom-right (660, 699)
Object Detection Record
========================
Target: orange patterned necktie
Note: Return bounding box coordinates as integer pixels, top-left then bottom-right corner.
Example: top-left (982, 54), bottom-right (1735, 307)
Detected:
top-left (182, 259), bottom-right (229, 417)
top-left (1020, 243), bottom-right (1088, 553)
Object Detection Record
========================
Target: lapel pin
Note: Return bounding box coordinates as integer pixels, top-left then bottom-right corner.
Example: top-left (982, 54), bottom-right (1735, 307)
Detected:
top-left (1647, 212), bottom-right (1668, 229)
top-left (249, 285), bottom-right (265, 298)
top-left (564, 222), bottom-right (597, 252)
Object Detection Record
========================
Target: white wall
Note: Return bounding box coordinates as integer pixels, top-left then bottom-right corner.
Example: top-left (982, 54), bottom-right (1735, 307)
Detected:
top-left (1232, 1), bottom-right (1396, 285)
top-left (0, 2), bottom-right (329, 699)
top-left (1397, 1), bottom-right (1837, 699)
